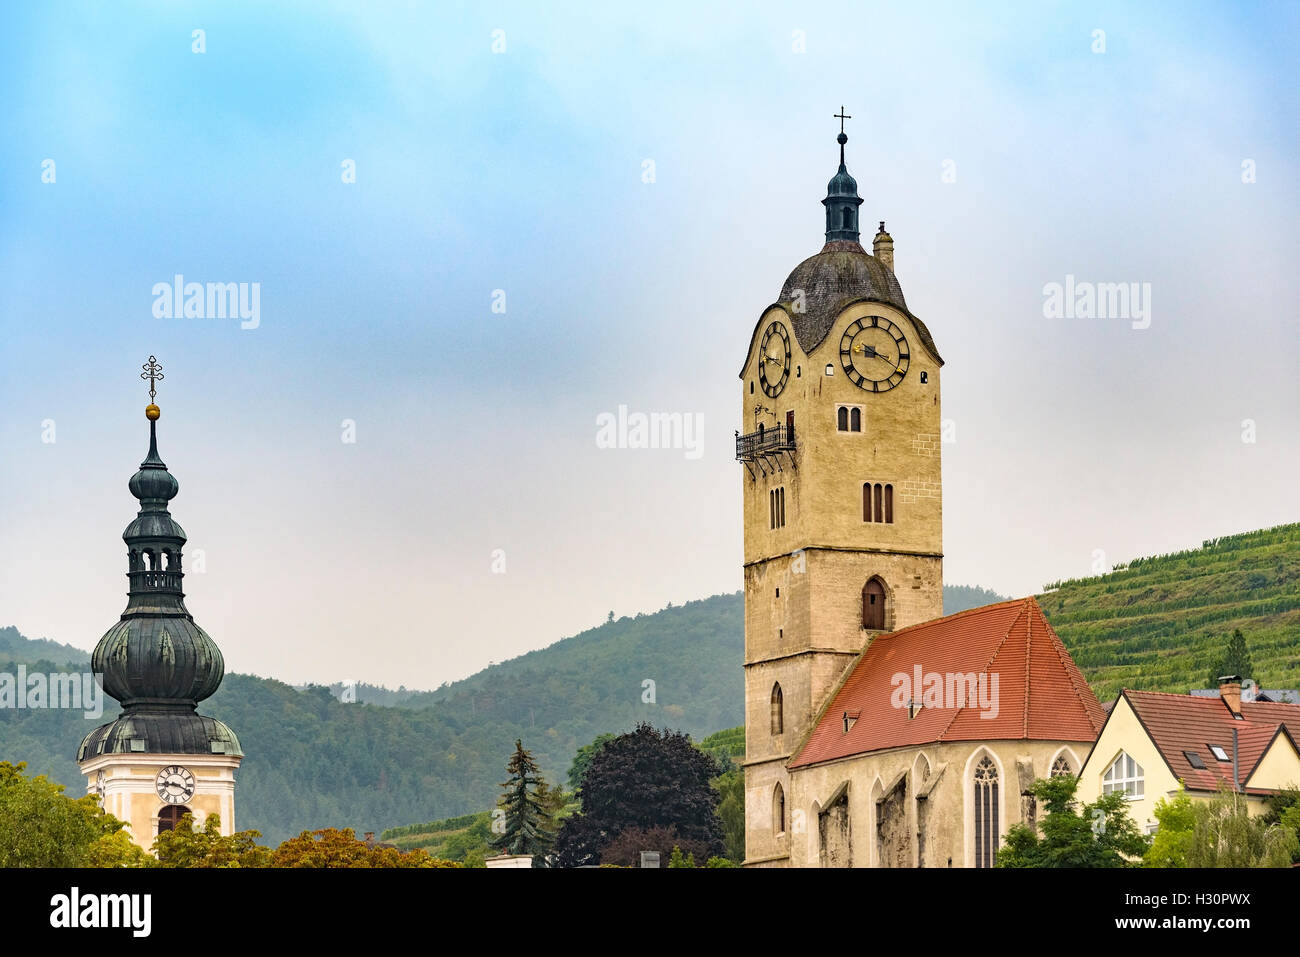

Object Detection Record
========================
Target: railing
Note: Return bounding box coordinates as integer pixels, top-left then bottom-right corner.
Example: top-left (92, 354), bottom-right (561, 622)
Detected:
top-left (735, 424), bottom-right (796, 460)
top-left (128, 570), bottom-right (183, 591)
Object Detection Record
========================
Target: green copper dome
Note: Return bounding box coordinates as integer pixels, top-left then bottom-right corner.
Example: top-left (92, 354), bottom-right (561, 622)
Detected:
top-left (80, 402), bottom-right (238, 759)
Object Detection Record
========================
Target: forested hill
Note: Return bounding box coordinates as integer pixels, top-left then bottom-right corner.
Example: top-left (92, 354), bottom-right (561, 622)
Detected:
top-left (1, 585), bottom-right (1000, 843)
top-left (1039, 522), bottom-right (1300, 701)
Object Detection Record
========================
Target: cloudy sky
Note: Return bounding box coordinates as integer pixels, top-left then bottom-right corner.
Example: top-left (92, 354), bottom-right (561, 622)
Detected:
top-left (1, 1), bottom-right (1296, 688)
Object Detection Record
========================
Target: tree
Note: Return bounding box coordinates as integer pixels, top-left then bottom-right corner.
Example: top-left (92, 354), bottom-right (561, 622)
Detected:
top-left (1144, 789), bottom-right (1196, 867)
top-left (1185, 786), bottom-right (1298, 868)
top-left (599, 825), bottom-right (715, 867)
top-left (996, 774), bottom-right (1149, 867)
top-left (0, 761), bottom-right (128, 867)
top-left (490, 739), bottom-right (555, 862)
top-left (714, 767), bottom-right (745, 862)
top-left (567, 732), bottom-right (617, 791)
top-left (271, 827), bottom-right (452, 867)
top-left (153, 813), bottom-right (271, 868)
top-left (553, 723), bottom-right (725, 867)
top-left (1207, 628), bottom-right (1253, 687)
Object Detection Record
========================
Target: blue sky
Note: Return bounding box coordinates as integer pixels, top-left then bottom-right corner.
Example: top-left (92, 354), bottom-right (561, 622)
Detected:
top-left (1, 1), bottom-right (1297, 687)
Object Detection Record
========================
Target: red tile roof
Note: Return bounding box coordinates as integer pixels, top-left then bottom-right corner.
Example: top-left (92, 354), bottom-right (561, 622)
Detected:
top-left (1119, 690), bottom-right (1300, 793)
top-left (788, 597), bottom-right (1105, 769)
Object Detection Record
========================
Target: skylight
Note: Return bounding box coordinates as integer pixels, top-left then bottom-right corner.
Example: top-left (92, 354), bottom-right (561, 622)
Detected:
top-left (1208, 744), bottom-right (1230, 762)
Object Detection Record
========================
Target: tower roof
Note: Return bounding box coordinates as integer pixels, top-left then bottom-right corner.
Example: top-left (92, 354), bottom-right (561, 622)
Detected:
top-left (788, 598), bottom-right (1105, 770)
top-left (82, 358), bottom-right (233, 758)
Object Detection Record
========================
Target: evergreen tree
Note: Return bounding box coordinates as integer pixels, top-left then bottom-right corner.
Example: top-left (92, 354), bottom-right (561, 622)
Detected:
top-left (1207, 628), bottom-right (1253, 687)
top-left (490, 740), bottom-right (555, 862)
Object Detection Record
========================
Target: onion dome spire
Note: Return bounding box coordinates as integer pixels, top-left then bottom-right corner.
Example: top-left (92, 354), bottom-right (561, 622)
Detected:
top-left (823, 106), bottom-right (864, 244)
top-left (80, 357), bottom-right (240, 761)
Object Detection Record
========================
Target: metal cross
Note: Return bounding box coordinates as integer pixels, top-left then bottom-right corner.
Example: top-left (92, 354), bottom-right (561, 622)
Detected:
top-left (141, 355), bottom-right (164, 401)
top-left (834, 106), bottom-right (851, 134)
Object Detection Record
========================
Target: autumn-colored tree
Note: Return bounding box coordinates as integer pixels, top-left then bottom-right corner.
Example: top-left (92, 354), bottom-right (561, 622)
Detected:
top-left (271, 827), bottom-right (458, 867)
top-left (153, 813), bottom-right (271, 868)
top-left (490, 739), bottom-right (555, 862)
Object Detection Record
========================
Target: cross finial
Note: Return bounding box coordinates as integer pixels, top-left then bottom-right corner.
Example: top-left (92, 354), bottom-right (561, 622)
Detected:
top-left (834, 106), bottom-right (851, 135)
top-left (141, 355), bottom-right (164, 402)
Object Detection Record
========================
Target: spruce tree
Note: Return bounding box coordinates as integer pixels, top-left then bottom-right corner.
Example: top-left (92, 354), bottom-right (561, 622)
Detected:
top-left (490, 740), bottom-right (555, 862)
top-left (1208, 628), bottom-right (1253, 688)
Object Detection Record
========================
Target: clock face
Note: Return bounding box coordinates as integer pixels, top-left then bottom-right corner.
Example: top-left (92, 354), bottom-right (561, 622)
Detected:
top-left (839, 316), bottom-right (909, 392)
top-left (758, 321), bottom-right (792, 398)
top-left (155, 765), bottom-right (196, 805)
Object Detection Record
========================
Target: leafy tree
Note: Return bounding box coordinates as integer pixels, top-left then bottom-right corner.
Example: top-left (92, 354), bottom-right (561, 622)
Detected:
top-left (271, 827), bottom-right (452, 867)
top-left (553, 723), bottom-right (725, 867)
top-left (667, 845), bottom-right (695, 868)
top-left (996, 774), bottom-right (1149, 867)
top-left (490, 739), bottom-right (555, 862)
top-left (714, 767), bottom-right (745, 862)
top-left (153, 813), bottom-right (271, 868)
top-left (84, 829), bottom-right (154, 868)
top-left (567, 732), bottom-right (617, 791)
top-left (1207, 628), bottom-right (1253, 687)
top-left (1185, 786), bottom-right (1298, 867)
top-left (0, 761), bottom-right (127, 867)
top-left (1144, 789), bottom-right (1196, 867)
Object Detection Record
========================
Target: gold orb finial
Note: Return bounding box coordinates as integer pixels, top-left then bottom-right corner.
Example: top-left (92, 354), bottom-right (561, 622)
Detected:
top-left (146, 404), bottom-right (160, 420)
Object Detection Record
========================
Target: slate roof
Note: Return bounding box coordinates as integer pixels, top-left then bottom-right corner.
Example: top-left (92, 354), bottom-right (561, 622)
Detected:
top-left (789, 598), bottom-right (1104, 770)
top-left (775, 240), bottom-right (943, 364)
top-left (1117, 690), bottom-right (1300, 793)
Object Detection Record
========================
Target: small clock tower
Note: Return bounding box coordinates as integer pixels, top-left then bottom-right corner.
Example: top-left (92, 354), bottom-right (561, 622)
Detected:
top-left (737, 115), bottom-right (944, 865)
top-left (78, 358), bottom-right (243, 848)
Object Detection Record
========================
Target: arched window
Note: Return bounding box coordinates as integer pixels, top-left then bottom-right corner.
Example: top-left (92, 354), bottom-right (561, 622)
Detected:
top-left (862, 578), bottom-right (886, 630)
top-left (884, 484), bottom-right (893, 523)
top-left (773, 783), bottom-right (786, 835)
top-left (1102, 753), bottom-right (1144, 798)
top-left (842, 207), bottom-right (852, 229)
top-left (1050, 754), bottom-right (1074, 777)
top-left (874, 484), bottom-right (883, 523)
top-left (837, 406), bottom-right (849, 431)
top-left (157, 804), bottom-right (191, 834)
top-left (973, 756), bottom-right (999, 868)
top-left (770, 683), bottom-right (784, 735)
top-left (850, 408), bottom-right (861, 432)
top-left (863, 483), bottom-right (872, 522)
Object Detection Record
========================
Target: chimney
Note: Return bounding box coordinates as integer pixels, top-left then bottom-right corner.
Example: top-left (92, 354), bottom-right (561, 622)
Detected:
top-left (1218, 675), bottom-right (1242, 717)
top-left (873, 221), bottom-right (895, 272)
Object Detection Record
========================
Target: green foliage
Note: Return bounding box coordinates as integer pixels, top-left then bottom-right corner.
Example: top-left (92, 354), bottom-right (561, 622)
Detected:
top-left (568, 732), bottom-right (617, 791)
top-left (1206, 628), bottom-right (1253, 687)
top-left (996, 775), bottom-right (1149, 867)
top-left (1144, 789), bottom-right (1196, 867)
top-left (667, 845), bottom-right (695, 868)
top-left (490, 739), bottom-right (555, 861)
top-left (152, 813), bottom-right (271, 868)
top-left (1184, 787), bottom-right (1299, 868)
top-left (1038, 522), bottom-right (1300, 700)
top-left (944, 584), bottom-right (1007, 615)
top-left (0, 761), bottom-right (128, 867)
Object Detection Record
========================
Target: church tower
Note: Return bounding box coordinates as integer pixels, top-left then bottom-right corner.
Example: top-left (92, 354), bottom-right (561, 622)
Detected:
top-left (78, 358), bottom-right (243, 848)
top-left (737, 116), bottom-right (944, 865)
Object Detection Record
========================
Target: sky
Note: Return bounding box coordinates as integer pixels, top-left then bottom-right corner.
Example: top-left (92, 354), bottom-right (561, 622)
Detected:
top-left (1, 1), bottom-right (1296, 689)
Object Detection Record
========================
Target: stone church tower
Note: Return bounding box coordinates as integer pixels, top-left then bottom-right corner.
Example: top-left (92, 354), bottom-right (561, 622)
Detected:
top-left (78, 358), bottom-right (243, 848)
top-left (737, 120), bottom-right (945, 865)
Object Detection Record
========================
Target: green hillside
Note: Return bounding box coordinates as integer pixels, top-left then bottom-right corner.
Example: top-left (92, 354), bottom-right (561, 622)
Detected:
top-left (1040, 522), bottom-right (1300, 701)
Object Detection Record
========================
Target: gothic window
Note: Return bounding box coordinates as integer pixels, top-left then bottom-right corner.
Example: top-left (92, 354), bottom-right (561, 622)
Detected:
top-left (863, 483), bottom-right (872, 522)
top-left (862, 578), bottom-right (886, 630)
top-left (773, 783), bottom-right (786, 834)
top-left (1102, 753), bottom-right (1144, 799)
top-left (837, 406), bottom-right (849, 431)
top-left (973, 756), bottom-right (999, 868)
top-left (863, 483), bottom-right (894, 524)
top-left (157, 804), bottom-right (191, 834)
top-left (850, 407), bottom-right (861, 432)
top-left (770, 487), bottom-right (786, 529)
top-left (874, 483), bottom-right (883, 523)
top-left (884, 484), bottom-right (893, 523)
top-left (1050, 755), bottom-right (1074, 777)
top-left (770, 683), bottom-right (784, 735)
